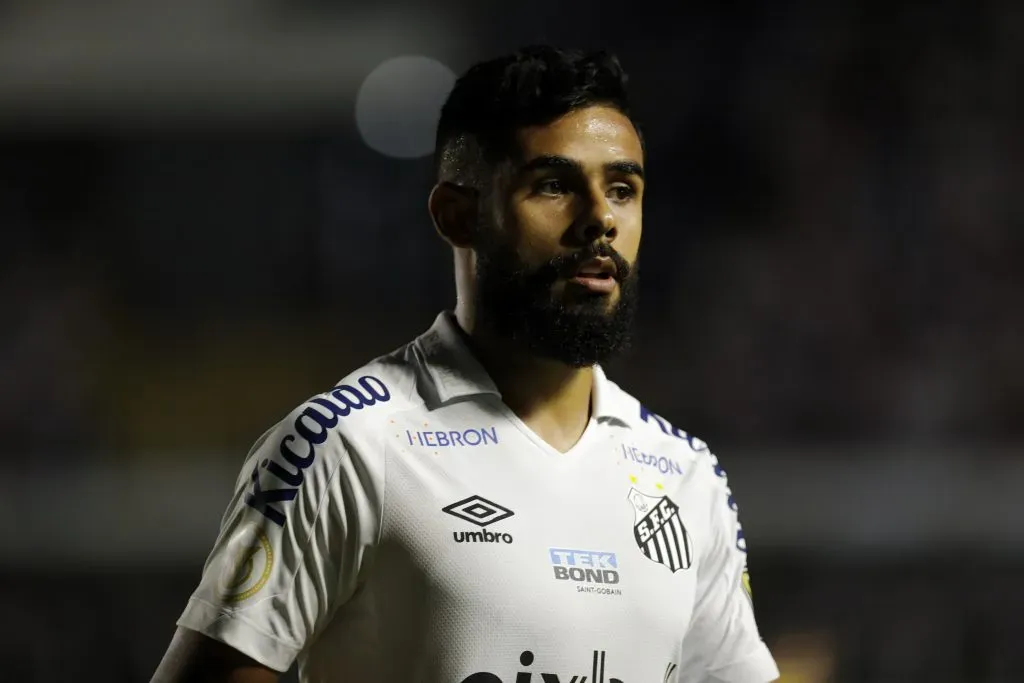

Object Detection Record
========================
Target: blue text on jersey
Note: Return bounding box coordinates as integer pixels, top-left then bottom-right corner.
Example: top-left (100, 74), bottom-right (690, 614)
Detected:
top-left (245, 375), bottom-right (391, 526)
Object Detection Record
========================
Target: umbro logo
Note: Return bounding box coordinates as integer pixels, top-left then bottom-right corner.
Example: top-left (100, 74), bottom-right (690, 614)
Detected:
top-left (443, 495), bottom-right (514, 527)
top-left (443, 495), bottom-right (515, 544)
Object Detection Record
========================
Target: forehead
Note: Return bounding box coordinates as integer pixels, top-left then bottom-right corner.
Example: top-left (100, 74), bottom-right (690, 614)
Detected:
top-left (514, 105), bottom-right (643, 167)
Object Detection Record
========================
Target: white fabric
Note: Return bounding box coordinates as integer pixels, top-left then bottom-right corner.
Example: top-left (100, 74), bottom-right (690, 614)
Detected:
top-left (178, 311), bottom-right (779, 683)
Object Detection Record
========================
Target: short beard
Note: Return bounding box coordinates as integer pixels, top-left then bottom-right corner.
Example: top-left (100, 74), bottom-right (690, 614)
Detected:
top-left (474, 241), bottom-right (639, 367)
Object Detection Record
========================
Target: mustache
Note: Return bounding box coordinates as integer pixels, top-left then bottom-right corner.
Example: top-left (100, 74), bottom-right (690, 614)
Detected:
top-left (547, 242), bottom-right (633, 282)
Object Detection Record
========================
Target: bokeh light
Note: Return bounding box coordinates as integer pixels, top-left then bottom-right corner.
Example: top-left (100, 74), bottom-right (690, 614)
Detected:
top-left (355, 55), bottom-right (456, 159)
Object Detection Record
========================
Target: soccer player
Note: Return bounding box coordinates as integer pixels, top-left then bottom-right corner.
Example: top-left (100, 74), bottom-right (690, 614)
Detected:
top-left (152, 46), bottom-right (779, 683)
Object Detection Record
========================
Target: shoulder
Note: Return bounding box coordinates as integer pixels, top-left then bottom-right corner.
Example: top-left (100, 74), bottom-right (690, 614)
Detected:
top-left (605, 379), bottom-right (709, 458)
top-left (253, 341), bottom-right (428, 473)
top-left (609, 381), bottom-right (748, 558)
top-left (239, 342), bottom-right (427, 528)
top-left (605, 378), bottom-right (726, 483)
top-left (279, 340), bottom-right (428, 452)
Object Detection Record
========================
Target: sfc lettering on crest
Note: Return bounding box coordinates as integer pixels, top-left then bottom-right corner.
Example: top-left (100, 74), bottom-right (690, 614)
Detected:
top-left (628, 488), bottom-right (692, 573)
top-left (246, 375), bottom-right (390, 527)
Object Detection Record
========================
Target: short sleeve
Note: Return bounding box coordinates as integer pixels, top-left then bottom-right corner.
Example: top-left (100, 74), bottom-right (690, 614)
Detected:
top-left (176, 396), bottom-right (384, 672)
top-left (677, 448), bottom-right (779, 683)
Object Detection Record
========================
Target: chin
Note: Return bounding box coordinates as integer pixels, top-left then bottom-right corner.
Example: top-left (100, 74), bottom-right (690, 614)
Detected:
top-left (561, 292), bottom-right (619, 313)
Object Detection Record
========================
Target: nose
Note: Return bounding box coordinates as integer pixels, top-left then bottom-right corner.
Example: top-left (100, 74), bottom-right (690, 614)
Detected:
top-left (573, 193), bottom-right (617, 244)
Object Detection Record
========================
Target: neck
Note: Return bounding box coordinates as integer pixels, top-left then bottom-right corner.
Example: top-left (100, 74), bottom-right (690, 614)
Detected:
top-left (454, 307), bottom-right (594, 427)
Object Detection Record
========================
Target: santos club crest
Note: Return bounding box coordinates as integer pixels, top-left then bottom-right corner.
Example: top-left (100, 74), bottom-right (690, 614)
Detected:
top-left (628, 488), bottom-right (693, 573)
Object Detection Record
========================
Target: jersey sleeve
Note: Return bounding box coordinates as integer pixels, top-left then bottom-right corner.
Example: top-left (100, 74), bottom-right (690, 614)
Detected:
top-left (176, 397), bottom-right (385, 672)
top-left (677, 447), bottom-right (780, 683)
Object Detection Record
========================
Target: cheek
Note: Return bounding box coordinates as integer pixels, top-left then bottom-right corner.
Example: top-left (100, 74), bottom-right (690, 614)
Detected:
top-left (515, 199), bottom-right (573, 239)
top-left (507, 204), bottom-right (571, 259)
top-left (613, 207), bottom-right (643, 258)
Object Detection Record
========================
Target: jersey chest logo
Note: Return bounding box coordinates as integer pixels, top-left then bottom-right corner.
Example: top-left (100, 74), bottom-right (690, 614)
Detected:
top-left (628, 488), bottom-right (693, 573)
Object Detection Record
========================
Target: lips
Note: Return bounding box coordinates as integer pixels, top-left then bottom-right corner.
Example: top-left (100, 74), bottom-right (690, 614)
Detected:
top-left (572, 257), bottom-right (618, 281)
top-left (566, 256), bottom-right (619, 294)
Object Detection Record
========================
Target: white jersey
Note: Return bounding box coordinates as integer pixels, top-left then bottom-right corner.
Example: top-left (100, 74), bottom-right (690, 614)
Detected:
top-left (178, 312), bottom-right (779, 683)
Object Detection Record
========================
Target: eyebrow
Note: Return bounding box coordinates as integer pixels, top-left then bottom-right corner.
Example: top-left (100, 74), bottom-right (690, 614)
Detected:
top-left (519, 154), bottom-right (645, 181)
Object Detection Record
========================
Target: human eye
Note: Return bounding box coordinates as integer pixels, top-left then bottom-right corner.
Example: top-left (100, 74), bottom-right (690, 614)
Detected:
top-left (535, 178), bottom-right (568, 196)
top-left (608, 183), bottom-right (636, 202)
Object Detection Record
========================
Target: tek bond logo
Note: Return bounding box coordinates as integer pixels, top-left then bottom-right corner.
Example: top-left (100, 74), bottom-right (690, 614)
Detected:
top-left (549, 548), bottom-right (622, 596)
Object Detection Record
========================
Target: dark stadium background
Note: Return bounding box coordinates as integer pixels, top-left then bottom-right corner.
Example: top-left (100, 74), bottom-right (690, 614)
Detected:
top-left (1, 1), bottom-right (1022, 681)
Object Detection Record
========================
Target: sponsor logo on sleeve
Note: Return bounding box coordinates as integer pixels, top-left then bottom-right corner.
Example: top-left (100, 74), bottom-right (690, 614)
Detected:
top-left (707, 451), bottom-right (748, 553)
top-left (638, 405), bottom-right (707, 452)
top-left (245, 375), bottom-right (390, 527)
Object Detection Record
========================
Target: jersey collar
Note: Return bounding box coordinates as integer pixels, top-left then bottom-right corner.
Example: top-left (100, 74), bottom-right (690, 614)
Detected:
top-left (591, 364), bottom-right (634, 428)
top-left (417, 311), bottom-right (634, 429)
top-left (415, 312), bottom-right (502, 404)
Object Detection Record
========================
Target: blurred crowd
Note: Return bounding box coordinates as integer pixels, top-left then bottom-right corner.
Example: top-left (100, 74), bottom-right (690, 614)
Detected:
top-left (2, 3), bottom-right (1020, 461)
top-left (2, 3), bottom-right (1023, 682)
top-left (636, 2), bottom-right (1024, 444)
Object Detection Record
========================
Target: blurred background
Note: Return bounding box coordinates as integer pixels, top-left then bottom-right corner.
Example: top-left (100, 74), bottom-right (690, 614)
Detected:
top-left (1, 1), bottom-right (1022, 681)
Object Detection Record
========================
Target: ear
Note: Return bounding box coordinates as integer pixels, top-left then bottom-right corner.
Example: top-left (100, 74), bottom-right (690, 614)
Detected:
top-left (428, 182), bottom-right (478, 249)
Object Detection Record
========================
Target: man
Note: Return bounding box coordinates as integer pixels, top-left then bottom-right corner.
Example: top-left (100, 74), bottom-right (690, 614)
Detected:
top-left (152, 46), bottom-right (779, 683)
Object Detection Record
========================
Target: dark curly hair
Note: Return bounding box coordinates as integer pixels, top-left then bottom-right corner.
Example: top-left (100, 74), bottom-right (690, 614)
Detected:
top-left (434, 46), bottom-right (641, 185)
